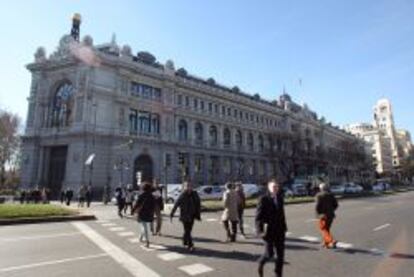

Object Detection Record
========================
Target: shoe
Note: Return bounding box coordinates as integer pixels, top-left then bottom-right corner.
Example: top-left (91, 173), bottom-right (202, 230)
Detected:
top-left (188, 245), bottom-right (195, 252)
top-left (329, 241), bottom-right (338, 249)
top-left (146, 241), bottom-right (150, 248)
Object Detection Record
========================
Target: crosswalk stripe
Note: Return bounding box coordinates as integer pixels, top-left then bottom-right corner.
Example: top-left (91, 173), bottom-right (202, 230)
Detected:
top-left (109, 227), bottom-right (126, 232)
top-left (72, 222), bottom-right (160, 277)
top-left (179, 264), bottom-right (214, 276)
top-left (158, 252), bottom-right (185, 261)
top-left (118, 232), bottom-right (135, 237)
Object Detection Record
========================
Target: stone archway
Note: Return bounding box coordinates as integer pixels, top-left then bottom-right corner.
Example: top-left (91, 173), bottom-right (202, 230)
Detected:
top-left (133, 154), bottom-right (154, 186)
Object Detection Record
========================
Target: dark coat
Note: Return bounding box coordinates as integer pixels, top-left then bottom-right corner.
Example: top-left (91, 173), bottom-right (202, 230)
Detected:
top-left (255, 192), bottom-right (288, 241)
top-left (170, 190), bottom-right (201, 222)
top-left (134, 191), bottom-right (155, 222)
top-left (315, 191), bottom-right (338, 219)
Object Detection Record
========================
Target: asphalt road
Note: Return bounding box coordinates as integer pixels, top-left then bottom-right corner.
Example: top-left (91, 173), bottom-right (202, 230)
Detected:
top-left (1, 192), bottom-right (414, 277)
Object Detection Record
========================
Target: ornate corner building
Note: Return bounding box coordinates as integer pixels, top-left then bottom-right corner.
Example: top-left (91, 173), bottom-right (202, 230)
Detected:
top-left (20, 16), bottom-right (371, 197)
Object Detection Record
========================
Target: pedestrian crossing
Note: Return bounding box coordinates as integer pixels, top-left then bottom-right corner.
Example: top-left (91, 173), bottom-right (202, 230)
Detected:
top-left (95, 219), bottom-right (214, 276)
top-left (94, 218), bottom-right (392, 276)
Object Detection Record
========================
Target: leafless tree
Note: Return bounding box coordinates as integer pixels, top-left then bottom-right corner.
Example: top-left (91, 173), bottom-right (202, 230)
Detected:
top-left (0, 109), bottom-right (21, 190)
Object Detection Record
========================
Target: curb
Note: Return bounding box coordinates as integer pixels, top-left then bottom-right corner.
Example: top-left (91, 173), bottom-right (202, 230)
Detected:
top-left (0, 214), bottom-right (96, 226)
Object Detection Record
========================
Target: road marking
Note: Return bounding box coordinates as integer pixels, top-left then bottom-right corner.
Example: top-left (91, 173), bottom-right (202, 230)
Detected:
top-left (101, 223), bottom-right (117, 227)
top-left (373, 223), bottom-right (391, 232)
top-left (0, 253), bottom-right (108, 273)
top-left (109, 227), bottom-right (126, 232)
top-left (140, 244), bottom-right (167, 252)
top-left (118, 232), bottom-right (135, 237)
top-left (179, 264), bottom-right (214, 276)
top-left (299, 236), bottom-right (320, 243)
top-left (158, 252), bottom-right (185, 261)
top-left (96, 220), bottom-right (110, 223)
top-left (0, 232), bottom-right (81, 242)
top-left (336, 242), bottom-right (354, 249)
top-left (72, 222), bottom-right (160, 277)
top-left (206, 218), bottom-right (218, 222)
top-left (286, 232), bottom-right (293, 237)
top-left (129, 238), bottom-right (141, 243)
top-left (306, 219), bottom-right (319, 223)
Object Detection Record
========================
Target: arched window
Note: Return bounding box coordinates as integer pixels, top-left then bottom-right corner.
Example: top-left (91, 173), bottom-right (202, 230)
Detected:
top-left (236, 130), bottom-right (243, 148)
top-left (194, 122), bottom-right (203, 144)
top-left (248, 133), bottom-right (254, 151)
top-left (258, 135), bottom-right (264, 152)
top-left (209, 125), bottom-right (218, 146)
top-left (50, 82), bottom-right (74, 127)
top-left (178, 119), bottom-right (188, 141)
top-left (223, 128), bottom-right (231, 147)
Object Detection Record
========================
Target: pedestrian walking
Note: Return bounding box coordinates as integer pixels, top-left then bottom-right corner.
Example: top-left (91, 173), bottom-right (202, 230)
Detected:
top-left (103, 183), bottom-right (111, 205)
top-left (65, 187), bottom-right (74, 206)
top-left (115, 187), bottom-right (125, 218)
top-left (170, 180), bottom-right (201, 252)
top-left (222, 182), bottom-right (240, 242)
top-left (256, 179), bottom-right (288, 277)
top-left (235, 182), bottom-right (246, 237)
top-left (124, 184), bottom-right (134, 215)
top-left (60, 187), bottom-right (65, 204)
top-left (315, 182), bottom-right (338, 249)
top-left (19, 190), bottom-right (26, 204)
top-left (41, 187), bottom-right (48, 204)
top-left (86, 185), bottom-right (93, 208)
top-left (132, 182), bottom-right (156, 248)
top-left (78, 185), bottom-right (87, 208)
top-left (151, 181), bottom-right (164, 236)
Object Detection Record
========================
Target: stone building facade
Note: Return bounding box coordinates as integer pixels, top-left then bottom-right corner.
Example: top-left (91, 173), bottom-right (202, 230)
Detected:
top-left (20, 21), bottom-right (370, 197)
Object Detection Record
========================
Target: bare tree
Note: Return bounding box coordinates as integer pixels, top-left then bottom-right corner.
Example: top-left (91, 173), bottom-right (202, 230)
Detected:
top-left (0, 109), bottom-right (21, 190)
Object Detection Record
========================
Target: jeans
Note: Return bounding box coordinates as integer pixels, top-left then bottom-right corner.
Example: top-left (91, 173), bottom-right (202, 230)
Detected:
top-left (182, 220), bottom-right (194, 247)
top-left (139, 221), bottom-right (151, 243)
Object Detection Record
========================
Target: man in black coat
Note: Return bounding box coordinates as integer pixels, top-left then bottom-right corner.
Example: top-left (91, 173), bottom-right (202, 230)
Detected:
top-left (255, 179), bottom-right (288, 277)
top-left (170, 180), bottom-right (201, 252)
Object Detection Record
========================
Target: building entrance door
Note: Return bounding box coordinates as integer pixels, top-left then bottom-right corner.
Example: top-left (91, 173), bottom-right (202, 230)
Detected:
top-left (47, 146), bottom-right (68, 198)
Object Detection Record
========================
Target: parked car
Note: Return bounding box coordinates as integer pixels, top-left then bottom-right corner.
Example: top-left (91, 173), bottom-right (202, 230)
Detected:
top-left (330, 184), bottom-right (345, 195)
top-left (162, 184), bottom-right (183, 204)
top-left (343, 183), bottom-right (364, 194)
top-left (196, 185), bottom-right (224, 201)
top-left (242, 184), bottom-right (261, 198)
top-left (372, 182), bottom-right (391, 192)
top-left (283, 187), bottom-right (294, 198)
top-left (291, 183), bottom-right (307, 197)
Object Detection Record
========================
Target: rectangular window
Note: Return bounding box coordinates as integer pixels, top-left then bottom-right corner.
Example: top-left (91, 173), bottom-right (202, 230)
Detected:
top-left (215, 104), bottom-right (219, 113)
top-left (208, 102), bottom-right (213, 112)
top-left (222, 106), bottom-right (226, 115)
top-left (227, 107), bottom-right (231, 116)
top-left (194, 98), bottom-right (198, 109)
top-left (200, 100), bottom-right (204, 110)
top-left (185, 96), bottom-right (190, 107)
top-left (129, 109), bottom-right (138, 134)
top-left (234, 109), bottom-right (238, 118)
top-left (177, 95), bottom-right (182, 105)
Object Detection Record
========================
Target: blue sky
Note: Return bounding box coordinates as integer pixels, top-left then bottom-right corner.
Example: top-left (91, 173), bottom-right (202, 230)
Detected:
top-left (1, 0), bottom-right (413, 135)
